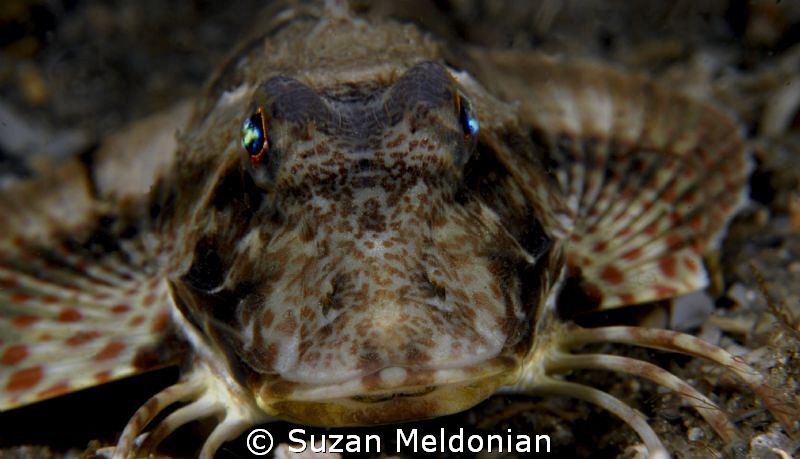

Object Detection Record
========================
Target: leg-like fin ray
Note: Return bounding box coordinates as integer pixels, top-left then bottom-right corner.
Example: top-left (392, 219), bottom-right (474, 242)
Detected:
top-left (199, 416), bottom-right (253, 459)
top-left (113, 378), bottom-right (204, 459)
top-left (139, 397), bottom-right (222, 455)
top-left (561, 326), bottom-right (800, 436)
top-left (530, 376), bottom-right (670, 459)
top-left (545, 352), bottom-right (740, 443)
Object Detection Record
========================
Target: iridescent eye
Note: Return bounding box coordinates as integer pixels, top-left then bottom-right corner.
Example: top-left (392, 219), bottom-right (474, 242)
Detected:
top-left (455, 94), bottom-right (479, 144)
top-left (241, 108), bottom-right (269, 164)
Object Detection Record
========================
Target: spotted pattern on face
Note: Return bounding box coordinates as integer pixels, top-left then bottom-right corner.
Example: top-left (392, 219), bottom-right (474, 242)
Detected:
top-left (171, 62), bottom-right (547, 400)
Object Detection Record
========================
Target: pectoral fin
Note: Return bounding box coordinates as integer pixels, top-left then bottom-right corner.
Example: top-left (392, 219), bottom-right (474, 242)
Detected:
top-left (476, 50), bottom-right (749, 309)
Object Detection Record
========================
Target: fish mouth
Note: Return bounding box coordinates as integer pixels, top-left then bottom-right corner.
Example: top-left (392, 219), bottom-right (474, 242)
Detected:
top-left (254, 358), bottom-right (519, 426)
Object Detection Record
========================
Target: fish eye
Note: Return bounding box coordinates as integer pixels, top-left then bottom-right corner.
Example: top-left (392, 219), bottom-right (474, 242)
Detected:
top-left (455, 94), bottom-right (479, 145)
top-left (241, 107), bottom-right (269, 165)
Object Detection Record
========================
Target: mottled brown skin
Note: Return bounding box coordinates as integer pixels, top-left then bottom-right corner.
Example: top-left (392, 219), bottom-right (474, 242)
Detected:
top-left (161, 14), bottom-right (554, 424)
top-left (3, 2), bottom-right (794, 458)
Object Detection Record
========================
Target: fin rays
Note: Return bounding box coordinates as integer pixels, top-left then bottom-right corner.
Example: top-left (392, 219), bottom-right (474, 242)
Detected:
top-left (514, 325), bottom-right (799, 457)
top-left (0, 231), bottom-right (179, 410)
top-left (530, 376), bottom-right (670, 459)
top-left (113, 362), bottom-right (273, 459)
top-left (479, 51), bottom-right (750, 309)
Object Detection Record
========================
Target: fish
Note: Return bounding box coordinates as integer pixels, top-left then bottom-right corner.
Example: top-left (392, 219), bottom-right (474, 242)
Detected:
top-left (0, 1), bottom-right (796, 458)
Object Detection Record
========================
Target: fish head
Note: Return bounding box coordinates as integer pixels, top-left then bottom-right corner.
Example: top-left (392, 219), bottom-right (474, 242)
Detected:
top-left (169, 59), bottom-right (553, 425)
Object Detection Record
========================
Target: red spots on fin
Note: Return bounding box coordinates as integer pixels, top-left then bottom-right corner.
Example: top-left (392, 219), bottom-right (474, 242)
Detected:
top-left (666, 234), bottom-right (684, 250)
top-left (94, 370), bottom-right (112, 383)
top-left (129, 316), bottom-right (145, 327)
top-left (7, 366), bottom-right (43, 391)
top-left (151, 311), bottom-right (169, 333)
top-left (684, 257), bottom-right (699, 273)
top-left (11, 315), bottom-right (39, 328)
top-left (142, 293), bottom-right (157, 307)
top-left (654, 284), bottom-right (679, 297)
top-left (58, 308), bottom-right (82, 322)
top-left (566, 254), bottom-right (580, 271)
top-left (551, 78), bottom-right (747, 312)
top-left (619, 293), bottom-right (636, 304)
top-left (600, 265), bottom-right (624, 285)
top-left (66, 331), bottom-right (101, 347)
top-left (621, 248), bottom-right (642, 261)
top-left (1, 345), bottom-right (28, 365)
top-left (659, 256), bottom-right (677, 278)
top-left (10, 293), bottom-right (32, 304)
top-left (37, 382), bottom-right (70, 399)
top-left (111, 304), bottom-right (131, 314)
top-left (94, 341), bottom-right (126, 362)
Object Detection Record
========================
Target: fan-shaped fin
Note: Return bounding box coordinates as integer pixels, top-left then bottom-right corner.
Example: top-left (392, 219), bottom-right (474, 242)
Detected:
top-left (0, 187), bottom-right (182, 410)
top-left (0, 102), bottom-right (191, 411)
top-left (474, 50), bottom-right (749, 309)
